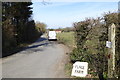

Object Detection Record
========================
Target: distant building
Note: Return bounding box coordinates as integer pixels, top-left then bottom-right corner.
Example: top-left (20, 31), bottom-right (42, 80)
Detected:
top-left (55, 30), bottom-right (61, 33)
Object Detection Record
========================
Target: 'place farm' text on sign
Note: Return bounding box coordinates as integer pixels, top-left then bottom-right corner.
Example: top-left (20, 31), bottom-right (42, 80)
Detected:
top-left (71, 62), bottom-right (88, 77)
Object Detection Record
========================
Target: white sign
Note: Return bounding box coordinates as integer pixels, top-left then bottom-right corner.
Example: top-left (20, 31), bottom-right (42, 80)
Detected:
top-left (106, 41), bottom-right (112, 48)
top-left (71, 62), bottom-right (88, 77)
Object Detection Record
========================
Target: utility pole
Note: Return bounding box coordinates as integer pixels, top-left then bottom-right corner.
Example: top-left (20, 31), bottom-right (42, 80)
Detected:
top-left (108, 23), bottom-right (116, 78)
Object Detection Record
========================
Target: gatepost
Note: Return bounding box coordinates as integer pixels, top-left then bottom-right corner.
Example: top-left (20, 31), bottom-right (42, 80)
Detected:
top-left (108, 23), bottom-right (116, 78)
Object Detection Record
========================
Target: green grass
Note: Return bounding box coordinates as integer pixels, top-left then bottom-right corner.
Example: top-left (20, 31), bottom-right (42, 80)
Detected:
top-left (65, 63), bottom-right (73, 77)
top-left (57, 32), bottom-right (76, 49)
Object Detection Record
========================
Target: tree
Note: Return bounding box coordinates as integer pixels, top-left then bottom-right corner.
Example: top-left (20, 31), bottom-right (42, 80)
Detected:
top-left (2, 2), bottom-right (17, 55)
top-left (2, 2), bottom-right (39, 57)
top-left (35, 21), bottom-right (47, 34)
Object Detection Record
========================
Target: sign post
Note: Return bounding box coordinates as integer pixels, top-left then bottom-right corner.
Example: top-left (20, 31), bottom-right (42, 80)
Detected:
top-left (108, 23), bottom-right (116, 78)
top-left (71, 62), bottom-right (88, 77)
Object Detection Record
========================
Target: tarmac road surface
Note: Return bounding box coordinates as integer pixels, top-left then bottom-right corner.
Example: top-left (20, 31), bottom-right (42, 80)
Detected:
top-left (2, 35), bottom-right (69, 78)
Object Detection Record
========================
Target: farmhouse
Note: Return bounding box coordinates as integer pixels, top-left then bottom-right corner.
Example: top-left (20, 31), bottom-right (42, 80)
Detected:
top-left (55, 30), bottom-right (61, 33)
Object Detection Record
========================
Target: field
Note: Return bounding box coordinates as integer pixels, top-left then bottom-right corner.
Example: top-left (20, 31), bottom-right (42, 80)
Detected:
top-left (57, 32), bottom-right (76, 49)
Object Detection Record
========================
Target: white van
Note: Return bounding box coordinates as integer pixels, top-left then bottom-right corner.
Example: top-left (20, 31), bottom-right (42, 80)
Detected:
top-left (48, 31), bottom-right (57, 41)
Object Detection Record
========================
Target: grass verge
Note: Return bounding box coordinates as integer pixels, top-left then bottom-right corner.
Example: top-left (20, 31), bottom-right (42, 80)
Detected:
top-left (57, 32), bottom-right (76, 49)
top-left (57, 32), bottom-right (76, 77)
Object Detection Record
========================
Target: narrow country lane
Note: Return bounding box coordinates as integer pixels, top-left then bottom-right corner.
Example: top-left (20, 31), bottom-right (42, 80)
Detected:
top-left (2, 35), bottom-right (69, 78)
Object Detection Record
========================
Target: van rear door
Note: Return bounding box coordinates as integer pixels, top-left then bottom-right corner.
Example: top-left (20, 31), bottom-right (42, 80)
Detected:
top-left (48, 31), bottom-right (57, 40)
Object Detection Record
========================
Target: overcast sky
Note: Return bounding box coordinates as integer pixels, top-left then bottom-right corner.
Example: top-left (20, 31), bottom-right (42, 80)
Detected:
top-left (32, 1), bottom-right (118, 29)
